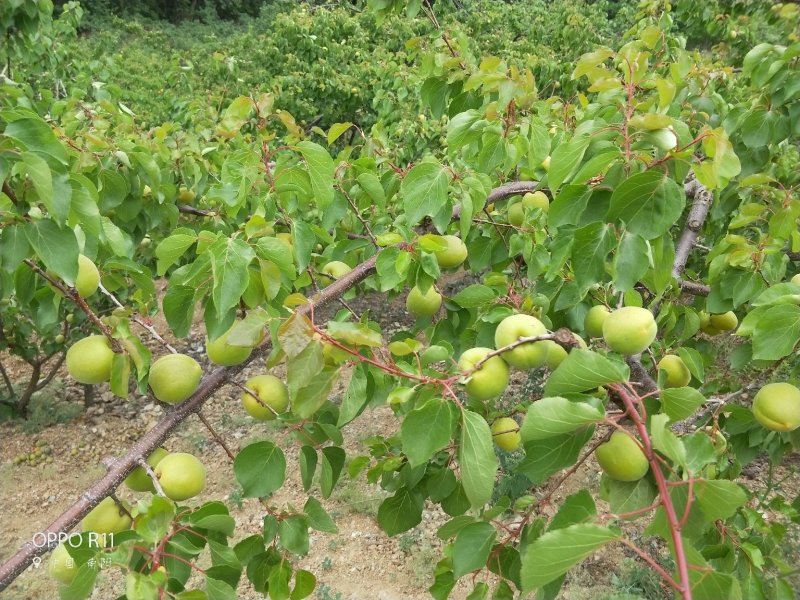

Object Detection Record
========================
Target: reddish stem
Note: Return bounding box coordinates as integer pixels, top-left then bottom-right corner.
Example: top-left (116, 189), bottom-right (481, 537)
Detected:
top-left (611, 384), bottom-right (692, 600)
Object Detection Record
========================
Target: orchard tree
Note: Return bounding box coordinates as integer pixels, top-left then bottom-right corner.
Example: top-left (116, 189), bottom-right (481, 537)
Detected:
top-left (0, 2), bottom-right (800, 600)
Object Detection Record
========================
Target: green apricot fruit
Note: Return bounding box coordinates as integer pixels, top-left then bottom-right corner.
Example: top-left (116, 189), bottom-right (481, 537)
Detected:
top-left (458, 347), bottom-right (510, 400)
top-left (406, 285), bottom-right (442, 318)
top-left (701, 427), bottom-right (727, 455)
top-left (205, 323), bottom-right (257, 366)
top-left (752, 382), bottom-right (800, 432)
top-left (595, 431), bottom-right (649, 482)
top-left (434, 235), bottom-right (468, 269)
top-left (319, 261), bottom-right (351, 286)
top-left (76, 254), bottom-right (100, 297)
top-left (154, 452), bottom-right (206, 501)
top-left (791, 273), bottom-right (800, 285)
top-left (522, 191), bottom-right (549, 213)
top-left (49, 544), bottom-right (78, 585)
top-left (584, 305), bottom-right (611, 338)
top-left (124, 447), bottom-right (169, 492)
top-left (148, 353), bottom-right (202, 404)
top-left (81, 497), bottom-right (132, 535)
top-left (491, 417), bottom-right (521, 451)
top-left (602, 307), bottom-right (657, 355)
top-left (709, 311), bottom-right (738, 332)
top-left (508, 202), bottom-right (524, 227)
top-left (241, 374), bottom-right (289, 421)
top-left (494, 314), bottom-right (549, 369)
top-left (66, 335), bottom-right (114, 384)
top-left (657, 354), bottom-right (691, 388)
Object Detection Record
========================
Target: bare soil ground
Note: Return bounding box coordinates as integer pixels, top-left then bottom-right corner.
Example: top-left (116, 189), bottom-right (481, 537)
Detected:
top-left (0, 282), bottom-right (796, 600)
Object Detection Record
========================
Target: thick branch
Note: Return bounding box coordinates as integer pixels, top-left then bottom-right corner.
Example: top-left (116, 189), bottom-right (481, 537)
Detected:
top-left (178, 204), bottom-right (213, 217)
top-left (673, 173), bottom-right (713, 281)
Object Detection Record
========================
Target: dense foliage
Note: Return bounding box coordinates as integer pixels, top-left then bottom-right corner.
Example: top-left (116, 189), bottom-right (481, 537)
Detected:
top-left (1, 0), bottom-right (800, 599)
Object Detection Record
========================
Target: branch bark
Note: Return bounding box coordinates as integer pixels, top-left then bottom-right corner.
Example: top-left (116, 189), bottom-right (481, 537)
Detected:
top-left (673, 173), bottom-right (713, 281)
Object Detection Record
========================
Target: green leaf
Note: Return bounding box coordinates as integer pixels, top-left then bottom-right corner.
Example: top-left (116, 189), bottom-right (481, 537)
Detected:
top-left (453, 522), bottom-right (496, 579)
top-left (613, 232), bottom-right (650, 292)
top-left (327, 122), bottom-right (353, 145)
top-left (571, 222), bottom-right (615, 294)
top-left (549, 490), bottom-right (596, 530)
top-left (451, 284), bottom-right (496, 308)
top-left (303, 497), bottom-right (338, 533)
top-left (256, 237), bottom-right (295, 280)
top-left (378, 487), bottom-right (424, 535)
top-left (337, 364), bottom-right (369, 427)
top-left (606, 171), bottom-right (685, 240)
top-left (279, 515), bottom-right (310, 555)
top-left (520, 524), bottom-right (619, 591)
top-left (299, 446), bottom-right (317, 492)
top-left (287, 341), bottom-right (324, 395)
top-left (326, 321), bottom-right (383, 347)
top-left (295, 141), bottom-right (335, 208)
top-left (401, 161), bottom-right (450, 227)
top-left (519, 428), bottom-right (594, 484)
top-left (234, 441), bottom-right (286, 498)
top-left (521, 397), bottom-right (604, 441)
top-left (291, 569), bottom-right (316, 600)
top-left (751, 304), bottom-right (800, 360)
top-left (459, 410), bottom-right (498, 509)
top-left (3, 114), bottom-right (68, 165)
top-left (607, 477), bottom-right (657, 519)
top-left (319, 446), bottom-right (345, 499)
top-left (547, 135), bottom-right (590, 193)
top-left (544, 349), bottom-right (628, 396)
top-left (696, 480), bottom-right (747, 521)
top-left (163, 285), bottom-right (195, 338)
top-left (661, 387), bottom-right (706, 421)
top-left (110, 354), bottom-right (130, 399)
top-left (292, 366), bottom-right (338, 419)
top-left (24, 220), bottom-right (79, 284)
top-left (401, 398), bottom-right (455, 467)
top-left (649, 413), bottom-right (687, 470)
top-left (209, 237), bottom-right (255, 318)
top-left (155, 233), bottom-right (196, 275)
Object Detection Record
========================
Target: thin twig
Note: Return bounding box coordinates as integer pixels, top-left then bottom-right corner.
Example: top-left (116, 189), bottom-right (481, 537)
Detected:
top-left (196, 411), bottom-right (236, 462)
top-left (136, 459), bottom-right (166, 497)
top-left (99, 284), bottom-right (178, 354)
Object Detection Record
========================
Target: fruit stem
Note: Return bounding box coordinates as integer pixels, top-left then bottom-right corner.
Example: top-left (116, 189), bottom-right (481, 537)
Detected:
top-left (611, 383), bottom-right (693, 600)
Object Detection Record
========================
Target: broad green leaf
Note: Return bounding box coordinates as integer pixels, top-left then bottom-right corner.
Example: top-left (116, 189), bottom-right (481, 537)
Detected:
top-left (571, 222), bottom-right (615, 294)
top-left (24, 220), bottom-right (79, 284)
top-left (292, 366), bottom-right (338, 419)
top-left (649, 413), bottom-right (687, 470)
top-left (303, 497), bottom-right (338, 533)
top-left (544, 349), bottom-right (628, 396)
top-left (377, 487), bottom-right (423, 535)
top-left (661, 387), bottom-right (706, 421)
top-left (291, 569), bottom-right (316, 600)
top-left (3, 115), bottom-right (68, 164)
top-left (337, 364), bottom-right (369, 426)
top-left (155, 233), bottom-right (197, 275)
top-left (401, 398), bottom-right (455, 467)
top-left (606, 171), bottom-right (685, 240)
top-left (696, 480), bottom-right (747, 521)
top-left (547, 135), bottom-right (590, 193)
top-left (453, 522), bottom-right (496, 579)
top-left (549, 490), bottom-right (596, 530)
top-left (451, 284), bottom-right (496, 308)
top-left (459, 410), bottom-right (498, 509)
top-left (255, 236), bottom-right (295, 280)
top-left (319, 446), bottom-right (345, 499)
top-left (299, 446), bottom-right (317, 492)
top-left (752, 304), bottom-right (800, 360)
top-left (163, 285), bottom-right (195, 338)
top-left (287, 340), bottom-right (324, 394)
top-left (327, 122), bottom-right (353, 145)
top-left (519, 428), bottom-right (594, 484)
top-left (613, 232), bottom-right (650, 292)
top-left (401, 161), bottom-right (450, 227)
top-left (326, 321), bottom-right (383, 347)
top-left (296, 141), bottom-right (335, 208)
top-left (234, 441), bottom-right (286, 498)
top-left (520, 524), bottom-right (619, 591)
top-left (279, 515), bottom-right (310, 555)
top-left (210, 237), bottom-right (255, 318)
top-left (521, 397), bottom-right (604, 441)
top-left (607, 477), bottom-right (658, 519)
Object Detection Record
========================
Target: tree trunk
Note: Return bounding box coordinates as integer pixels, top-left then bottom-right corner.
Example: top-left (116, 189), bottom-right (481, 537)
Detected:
top-left (16, 362), bottom-right (41, 419)
top-left (83, 384), bottom-right (94, 408)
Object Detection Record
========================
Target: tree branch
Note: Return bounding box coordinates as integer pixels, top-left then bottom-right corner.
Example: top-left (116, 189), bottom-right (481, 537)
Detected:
top-left (673, 173), bottom-right (713, 281)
